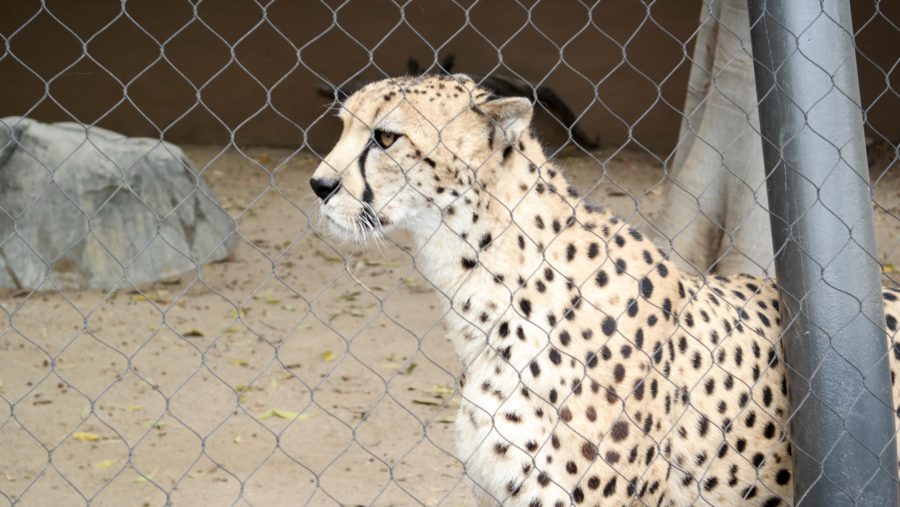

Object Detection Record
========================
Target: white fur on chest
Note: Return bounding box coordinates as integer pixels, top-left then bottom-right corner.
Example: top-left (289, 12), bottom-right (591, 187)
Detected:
top-left (442, 281), bottom-right (571, 505)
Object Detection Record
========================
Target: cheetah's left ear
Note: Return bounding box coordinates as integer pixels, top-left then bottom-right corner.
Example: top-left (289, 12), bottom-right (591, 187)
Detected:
top-left (477, 96), bottom-right (533, 145)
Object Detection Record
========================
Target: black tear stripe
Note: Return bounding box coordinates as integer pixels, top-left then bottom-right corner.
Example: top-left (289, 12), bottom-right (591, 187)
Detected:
top-left (358, 143), bottom-right (374, 205)
top-left (358, 143), bottom-right (379, 229)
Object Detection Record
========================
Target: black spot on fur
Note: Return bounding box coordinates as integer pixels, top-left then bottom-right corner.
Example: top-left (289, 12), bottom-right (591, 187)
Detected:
top-left (537, 472), bottom-right (550, 487)
top-left (573, 487), bottom-right (584, 503)
top-left (602, 316), bottom-right (617, 336)
top-left (640, 277), bottom-right (653, 299)
top-left (581, 442), bottom-right (598, 461)
top-left (742, 485), bottom-right (757, 499)
top-left (627, 299), bottom-right (639, 317)
top-left (762, 386), bottom-right (773, 407)
top-left (698, 415), bottom-right (710, 436)
top-left (752, 453), bottom-right (765, 468)
top-left (657, 263), bottom-right (668, 277)
top-left (776, 469), bottom-right (790, 485)
top-left (549, 348), bottom-right (562, 365)
top-left (602, 477), bottom-right (617, 497)
top-left (610, 420), bottom-right (629, 442)
top-left (519, 299), bottom-right (532, 317)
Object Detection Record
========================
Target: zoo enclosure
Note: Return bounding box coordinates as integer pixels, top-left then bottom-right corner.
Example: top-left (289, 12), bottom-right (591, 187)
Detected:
top-left (0, 0), bottom-right (898, 506)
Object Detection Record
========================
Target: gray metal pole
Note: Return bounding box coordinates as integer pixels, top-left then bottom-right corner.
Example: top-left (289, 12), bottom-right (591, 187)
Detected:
top-left (746, 1), bottom-right (898, 505)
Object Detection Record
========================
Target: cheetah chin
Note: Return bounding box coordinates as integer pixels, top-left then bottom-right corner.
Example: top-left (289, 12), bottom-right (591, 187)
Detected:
top-left (310, 74), bottom-right (900, 506)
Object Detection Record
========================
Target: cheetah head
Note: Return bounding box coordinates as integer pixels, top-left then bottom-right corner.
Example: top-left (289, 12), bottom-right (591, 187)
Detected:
top-left (310, 74), bottom-right (533, 243)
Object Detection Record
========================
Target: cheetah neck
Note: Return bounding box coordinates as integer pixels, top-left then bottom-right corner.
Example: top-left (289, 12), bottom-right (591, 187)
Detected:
top-left (410, 144), bottom-right (641, 363)
top-left (413, 146), bottom-right (568, 287)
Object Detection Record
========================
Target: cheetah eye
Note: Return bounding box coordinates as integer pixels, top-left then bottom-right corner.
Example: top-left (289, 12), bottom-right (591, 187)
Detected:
top-left (374, 129), bottom-right (400, 149)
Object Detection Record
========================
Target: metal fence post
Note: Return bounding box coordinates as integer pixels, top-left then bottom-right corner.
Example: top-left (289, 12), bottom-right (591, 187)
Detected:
top-left (746, 1), bottom-right (898, 505)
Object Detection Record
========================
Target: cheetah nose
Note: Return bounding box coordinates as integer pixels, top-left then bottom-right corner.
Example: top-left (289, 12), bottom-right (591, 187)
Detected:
top-left (309, 178), bottom-right (341, 202)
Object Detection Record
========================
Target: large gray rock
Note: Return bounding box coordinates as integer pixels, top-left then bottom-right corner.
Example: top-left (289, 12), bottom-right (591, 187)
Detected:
top-left (0, 117), bottom-right (235, 290)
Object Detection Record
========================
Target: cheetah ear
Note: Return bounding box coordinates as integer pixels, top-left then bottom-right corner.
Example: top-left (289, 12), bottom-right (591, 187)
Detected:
top-left (477, 96), bottom-right (533, 145)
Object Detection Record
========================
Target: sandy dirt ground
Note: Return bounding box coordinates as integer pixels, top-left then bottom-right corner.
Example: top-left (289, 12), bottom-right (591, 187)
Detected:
top-left (1, 145), bottom-right (897, 507)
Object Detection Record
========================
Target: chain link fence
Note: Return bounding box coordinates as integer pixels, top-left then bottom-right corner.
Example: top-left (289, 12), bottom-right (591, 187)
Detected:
top-left (1, 0), bottom-right (898, 505)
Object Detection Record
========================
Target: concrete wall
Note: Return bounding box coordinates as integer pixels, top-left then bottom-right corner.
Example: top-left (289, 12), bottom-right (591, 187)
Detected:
top-left (1, 0), bottom-right (896, 155)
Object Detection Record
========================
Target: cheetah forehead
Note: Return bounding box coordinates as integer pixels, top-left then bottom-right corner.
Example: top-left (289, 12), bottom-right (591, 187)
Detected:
top-left (342, 74), bottom-right (495, 128)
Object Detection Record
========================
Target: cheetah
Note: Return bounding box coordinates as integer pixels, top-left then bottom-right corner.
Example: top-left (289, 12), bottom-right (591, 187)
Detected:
top-left (309, 74), bottom-right (900, 506)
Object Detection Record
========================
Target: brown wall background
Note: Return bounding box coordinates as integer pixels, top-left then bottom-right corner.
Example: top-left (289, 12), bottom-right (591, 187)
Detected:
top-left (1, 0), bottom-right (897, 155)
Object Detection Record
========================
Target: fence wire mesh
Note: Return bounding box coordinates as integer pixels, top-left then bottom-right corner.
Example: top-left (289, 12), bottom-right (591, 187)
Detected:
top-left (0, 0), bottom-right (898, 506)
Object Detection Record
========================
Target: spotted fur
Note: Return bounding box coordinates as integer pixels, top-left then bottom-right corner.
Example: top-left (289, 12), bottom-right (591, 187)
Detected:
top-left (311, 75), bottom-right (900, 506)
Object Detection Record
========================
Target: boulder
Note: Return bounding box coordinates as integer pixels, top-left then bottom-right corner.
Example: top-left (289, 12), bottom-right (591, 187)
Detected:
top-left (0, 117), bottom-right (235, 290)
